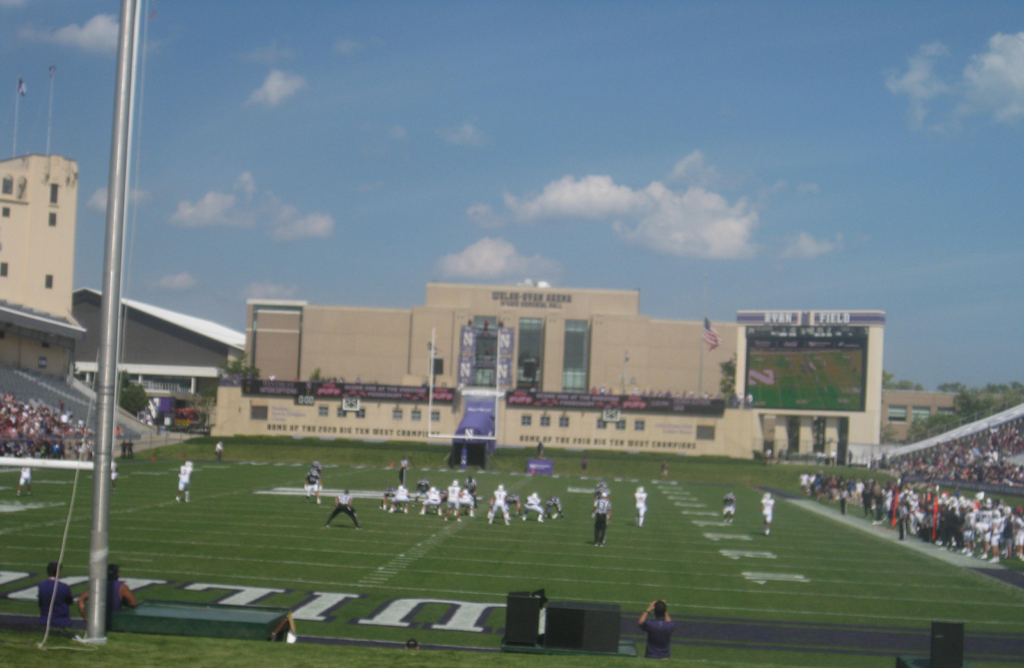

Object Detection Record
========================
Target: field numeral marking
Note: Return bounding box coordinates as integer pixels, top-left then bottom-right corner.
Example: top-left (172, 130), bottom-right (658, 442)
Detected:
top-left (742, 572), bottom-right (809, 585)
top-left (720, 550), bottom-right (777, 560)
top-left (703, 533), bottom-right (752, 542)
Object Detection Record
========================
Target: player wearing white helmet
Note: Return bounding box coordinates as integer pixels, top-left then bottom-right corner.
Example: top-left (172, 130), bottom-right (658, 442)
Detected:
top-left (305, 462), bottom-right (323, 504)
top-left (635, 486), bottom-right (648, 527)
top-left (421, 486), bottom-right (442, 515)
top-left (522, 492), bottom-right (545, 522)
top-left (459, 488), bottom-right (475, 517)
top-left (488, 484), bottom-right (510, 525)
top-left (176, 461), bottom-right (193, 503)
top-left (17, 466), bottom-right (32, 497)
top-left (760, 492), bottom-right (774, 536)
top-left (446, 480), bottom-right (462, 521)
top-left (391, 485), bottom-right (411, 513)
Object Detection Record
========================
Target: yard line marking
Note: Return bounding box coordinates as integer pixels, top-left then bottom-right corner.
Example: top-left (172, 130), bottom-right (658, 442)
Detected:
top-left (703, 533), bottom-right (753, 542)
top-left (721, 550), bottom-right (777, 560)
top-left (743, 572), bottom-right (810, 585)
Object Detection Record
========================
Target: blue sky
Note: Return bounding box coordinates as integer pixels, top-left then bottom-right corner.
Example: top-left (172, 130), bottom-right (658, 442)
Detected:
top-left (1, 1), bottom-right (1022, 389)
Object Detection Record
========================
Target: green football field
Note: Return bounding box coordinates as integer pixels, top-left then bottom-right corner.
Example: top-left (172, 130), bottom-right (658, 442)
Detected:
top-left (747, 350), bottom-right (864, 411)
top-left (2, 447), bottom-right (1023, 667)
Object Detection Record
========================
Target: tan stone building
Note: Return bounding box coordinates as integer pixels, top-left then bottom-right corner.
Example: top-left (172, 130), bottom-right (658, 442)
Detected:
top-left (214, 286), bottom-right (885, 460)
top-left (0, 155), bottom-right (84, 377)
top-left (880, 389), bottom-right (956, 442)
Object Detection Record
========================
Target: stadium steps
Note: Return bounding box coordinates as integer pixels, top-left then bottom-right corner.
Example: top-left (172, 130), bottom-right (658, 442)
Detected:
top-left (887, 401), bottom-right (1024, 458)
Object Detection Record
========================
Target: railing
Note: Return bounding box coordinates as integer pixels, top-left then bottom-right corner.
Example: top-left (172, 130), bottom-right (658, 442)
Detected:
top-left (137, 380), bottom-right (191, 394)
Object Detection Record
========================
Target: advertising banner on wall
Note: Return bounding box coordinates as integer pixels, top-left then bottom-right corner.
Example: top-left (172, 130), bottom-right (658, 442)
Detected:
top-left (505, 389), bottom-right (725, 416)
top-left (241, 380), bottom-right (455, 404)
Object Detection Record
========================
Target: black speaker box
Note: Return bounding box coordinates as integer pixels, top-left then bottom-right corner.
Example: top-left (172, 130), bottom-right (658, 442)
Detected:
top-left (505, 592), bottom-right (541, 645)
top-left (544, 601), bottom-right (620, 653)
top-left (931, 622), bottom-right (964, 668)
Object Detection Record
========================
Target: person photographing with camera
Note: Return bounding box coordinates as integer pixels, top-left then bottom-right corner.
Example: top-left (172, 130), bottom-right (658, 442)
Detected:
top-left (637, 599), bottom-right (676, 659)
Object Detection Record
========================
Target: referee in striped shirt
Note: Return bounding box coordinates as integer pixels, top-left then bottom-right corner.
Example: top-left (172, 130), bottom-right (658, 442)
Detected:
top-left (325, 490), bottom-right (362, 529)
top-left (594, 491), bottom-right (612, 547)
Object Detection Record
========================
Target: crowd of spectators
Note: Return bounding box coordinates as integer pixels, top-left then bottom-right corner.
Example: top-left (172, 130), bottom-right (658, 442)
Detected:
top-left (0, 392), bottom-right (93, 459)
top-left (891, 418), bottom-right (1024, 487)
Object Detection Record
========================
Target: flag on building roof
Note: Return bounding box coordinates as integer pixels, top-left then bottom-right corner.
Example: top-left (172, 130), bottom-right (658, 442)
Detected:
top-left (703, 318), bottom-right (722, 351)
top-left (17, 78), bottom-right (26, 96)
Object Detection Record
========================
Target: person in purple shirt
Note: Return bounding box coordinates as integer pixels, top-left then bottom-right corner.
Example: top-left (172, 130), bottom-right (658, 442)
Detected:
top-left (37, 561), bottom-right (74, 627)
top-left (78, 563), bottom-right (137, 628)
top-left (637, 599), bottom-right (676, 659)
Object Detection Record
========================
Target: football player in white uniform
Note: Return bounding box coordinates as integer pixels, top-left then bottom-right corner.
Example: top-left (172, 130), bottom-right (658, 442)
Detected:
top-left (459, 488), bottom-right (475, 517)
top-left (488, 484), bottom-right (511, 525)
top-left (1012, 507), bottom-right (1024, 560)
top-left (17, 466), bottom-right (31, 496)
top-left (391, 485), bottom-right (411, 513)
top-left (421, 486), bottom-right (442, 515)
top-left (723, 492), bottom-right (737, 524)
top-left (545, 496), bottom-right (563, 520)
top-left (111, 460), bottom-right (118, 491)
top-left (305, 462), bottom-right (323, 504)
top-left (522, 492), bottom-right (545, 522)
top-left (634, 487), bottom-right (648, 527)
top-left (761, 492), bottom-right (774, 536)
top-left (175, 461), bottom-right (193, 502)
top-left (445, 480), bottom-right (462, 521)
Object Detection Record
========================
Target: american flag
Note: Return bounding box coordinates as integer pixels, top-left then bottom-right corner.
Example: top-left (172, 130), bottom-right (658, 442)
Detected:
top-left (703, 318), bottom-right (722, 351)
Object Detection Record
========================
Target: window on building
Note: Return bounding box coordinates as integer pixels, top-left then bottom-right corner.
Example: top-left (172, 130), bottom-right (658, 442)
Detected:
top-left (596, 419), bottom-right (606, 429)
top-left (887, 405), bottom-right (907, 422)
top-left (2, 207), bottom-right (9, 217)
top-left (356, 408), bottom-right (366, 418)
top-left (41, 341), bottom-right (49, 348)
top-left (392, 408), bottom-right (403, 420)
top-left (911, 406), bottom-right (932, 422)
top-left (48, 212), bottom-right (57, 227)
top-left (562, 320), bottom-right (590, 392)
top-left (472, 316), bottom-right (498, 387)
top-left (696, 425), bottom-right (716, 440)
top-left (615, 420), bottom-right (626, 430)
top-left (558, 416), bottom-right (569, 428)
top-left (411, 409), bottom-right (422, 422)
top-left (521, 414), bottom-right (532, 426)
top-left (540, 415), bottom-right (551, 427)
top-left (50, 184), bottom-right (59, 204)
top-left (38, 356), bottom-right (47, 369)
top-left (1, 177), bottom-right (11, 195)
top-left (634, 420), bottom-right (645, 431)
top-left (336, 407), bottom-right (346, 418)
top-left (937, 407), bottom-right (955, 416)
top-left (517, 318), bottom-right (544, 388)
top-left (0, 263), bottom-right (7, 277)
top-left (318, 406), bottom-right (329, 417)
top-left (45, 274), bottom-right (53, 289)
top-left (250, 406), bottom-right (268, 420)
top-left (431, 411), bottom-right (440, 422)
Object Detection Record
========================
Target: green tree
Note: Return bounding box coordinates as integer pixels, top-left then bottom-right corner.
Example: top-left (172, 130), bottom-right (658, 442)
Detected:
top-left (222, 353), bottom-right (259, 378)
top-left (118, 374), bottom-right (149, 415)
top-left (193, 384), bottom-right (218, 428)
top-left (937, 382), bottom-right (966, 393)
top-left (310, 367), bottom-right (323, 381)
top-left (719, 355), bottom-right (736, 396)
top-left (882, 370), bottom-right (922, 391)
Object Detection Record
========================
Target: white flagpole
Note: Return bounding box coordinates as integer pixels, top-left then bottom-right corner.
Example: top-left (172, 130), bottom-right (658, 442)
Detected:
top-left (12, 78), bottom-right (20, 158)
top-left (46, 66), bottom-right (55, 156)
top-left (698, 274), bottom-right (708, 395)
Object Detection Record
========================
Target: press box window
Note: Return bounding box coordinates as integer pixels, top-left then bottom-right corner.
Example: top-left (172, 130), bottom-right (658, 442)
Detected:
top-left (696, 425), bottom-right (716, 440)
top-left (888, 405), bottom-right (907, 423)
top-left (558, 416), bottom-right (569, 428)
top-left (49, 212), bottom-right (57, 227)
top-left (45, 275), bottom-right (53, 289)
top-left (521, 414), bottom-right (532, 426)
top-left (250, 406), bottom-right (269, 420)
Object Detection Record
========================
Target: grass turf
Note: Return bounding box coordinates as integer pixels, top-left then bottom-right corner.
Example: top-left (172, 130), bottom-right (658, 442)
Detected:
top-left (2, 442), bottom-right (1022, 668)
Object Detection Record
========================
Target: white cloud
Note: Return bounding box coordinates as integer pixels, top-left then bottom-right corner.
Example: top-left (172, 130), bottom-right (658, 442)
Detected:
top-left (437, 238), bottom-right (561, 280)
top-left (439, 122), bottom-right (487, 147)
top-left (961, 32), bottom-right (1024, 122)
top-left (334, 38), bottom-right (364, 55)
top-left (239, 41), bottom-right (295, 64)
top-left (170, 173), bottom-right (334, 241)
top-left (1, 0), bottom-right (28, 8)
top-left (86, 187), bottom-right (150, 213)
top-left (667, 151), bottom-right (720, 187)
top-left (781, 232), bottom-right (842, 259)
top-left (20, 14), bottom-right (119, 54)
top-left (242, 281), bottom-right (298, 300)
top-left (245, 70), bottom-right (306, 107)
top-left (888, 33), bottom-right (1024, 128)
top-left (156, 272), bottom-right (198, 291)
top-left (474, 159), bottom-right (759, 259)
